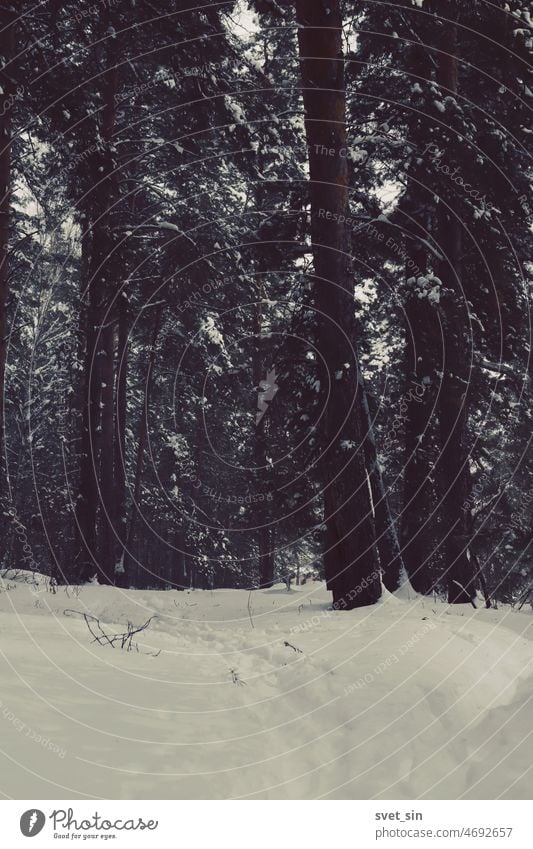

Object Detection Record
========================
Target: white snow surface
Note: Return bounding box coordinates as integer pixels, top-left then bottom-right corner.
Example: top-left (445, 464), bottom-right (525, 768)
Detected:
top-left (0, 572), bottom-right (531, 800)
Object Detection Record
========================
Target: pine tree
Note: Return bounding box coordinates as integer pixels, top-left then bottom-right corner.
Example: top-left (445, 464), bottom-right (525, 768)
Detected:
top-left (295, 0), bottom-right (381, 608)
top-left (0, 4), bottom-right (17, 503)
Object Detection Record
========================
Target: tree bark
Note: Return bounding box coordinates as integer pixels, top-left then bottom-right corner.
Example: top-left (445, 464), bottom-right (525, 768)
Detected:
top-left (113, 290), bottom-right (129, 586)
top-left (253, 279), bottom-right (274, 588)
top-left (401, 243), bottom-right (441, 594)
top-left (362, 388), bottom-right (405, 592)
top-left (296, 0), bottom-right (380, 608)
top-left (99, 320), bottom-right (116, 583)
top-left (76, 8), bottom-right (120, 583)
top-left (76, 249), bottom-right (103, 580)
top-left (399, 37), bottom-right (442, 595)
top-left (125, 304), bottom-right (163, 578)
top-left (434, 21), bottom-right (477, 603)
top-left (0, 6), bottom-right (15, 505)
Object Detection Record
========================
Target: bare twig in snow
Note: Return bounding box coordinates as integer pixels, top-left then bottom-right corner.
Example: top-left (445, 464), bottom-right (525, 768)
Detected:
top-left (230, 668), bottom-right (245, 686)
top-left (247, 590), bottom-right (255, 629)
top-left (283, 640), bottom-right (303, 654)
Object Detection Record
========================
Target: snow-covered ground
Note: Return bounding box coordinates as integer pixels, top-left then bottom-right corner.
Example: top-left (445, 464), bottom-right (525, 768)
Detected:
top-left (0, 571), bottom-right (531, 800)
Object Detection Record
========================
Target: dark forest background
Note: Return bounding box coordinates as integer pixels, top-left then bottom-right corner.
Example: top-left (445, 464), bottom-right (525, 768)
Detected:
top-left (0, 0), bottom-right (531, 608)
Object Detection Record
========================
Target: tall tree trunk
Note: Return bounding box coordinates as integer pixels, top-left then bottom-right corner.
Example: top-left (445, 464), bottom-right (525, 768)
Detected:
top-left (437, 258), bottom-right (476, 601)
top-left (0, 6), bottom-right (15, 506)
top-left (76, 8), bottom-right (120, 582)
top-left (69, 227), bottom-right (92, 574)
top-left (362, 388), bottom-right (405, 592)
top-left (98, 14), bottom-right (120, 585)
top-left (99, 320), bottom-right (116, 583)
top-left (125, 304), bottom-right (163, 578)
top-left (253, 280), bottom-right (274, 588)
top-left (434, 20), bottom-right (476, 604)
top-left (401, 243), bottom-right (441, 594)
top-left (296, 0), bottom-right (380, 608)
top-left (76, 262), bottom-right (102, 581)
top-left (400, 39), bottom-right (441, 594)
top-left (113, 291), bottom-right (129, 586)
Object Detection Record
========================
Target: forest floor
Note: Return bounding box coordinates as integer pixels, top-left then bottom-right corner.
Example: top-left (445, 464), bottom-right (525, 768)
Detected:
top-left (0, 571), bottom-right (531, 799)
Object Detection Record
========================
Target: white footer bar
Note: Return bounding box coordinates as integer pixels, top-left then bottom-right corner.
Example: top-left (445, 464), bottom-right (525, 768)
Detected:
top-left (2, 800), bottom-right (530, 848)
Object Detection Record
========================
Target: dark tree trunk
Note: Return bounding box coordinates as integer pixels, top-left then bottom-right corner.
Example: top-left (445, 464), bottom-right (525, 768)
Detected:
top-left (76, 6), bottom-right (120, 583)
top-left (362, 389), bottom-right (405, 592)
top-left (399, 38), bottom-right (441, 595)
top-left (296, 0), bottom-right (380, 608)
top-left (0, 7), bottom-right (15, 505)
top-left (99, 320), bottom-right (116, 583)
top-left (76, 267), bottom-right (102, 581)
top-left (113, 292), bottom-right (129, 586)
top-left (253, 282), bottom-right (274, 588)
top-left (437, 265), bottom-right (476, 601)
top-left (172, 528), bottom-right (187, 590)
top-left (434, 24), bottom-right (477, 604)
top-left (125, 304), bottom-right (163, 577)
top-left (401, 244), bottom-right (441, 594)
